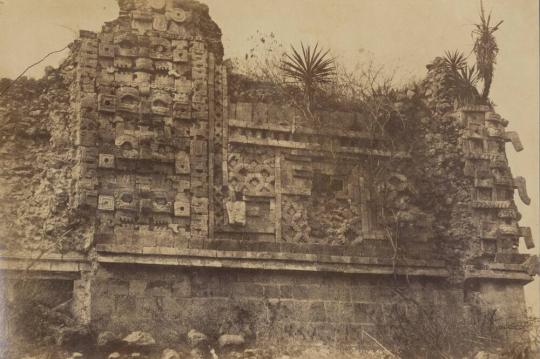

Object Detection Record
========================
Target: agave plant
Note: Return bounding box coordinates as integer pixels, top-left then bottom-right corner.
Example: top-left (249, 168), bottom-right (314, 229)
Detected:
top-left (281, 42), bottom-right (335, 111)
top-left (443, 50), bottom-right (467, 73)
top-left (456, 64), bottom-right (481, 104)
top-left (473, 1), bottom-right (503, 100)
top-left (442, 50), bottom-right (480, 104)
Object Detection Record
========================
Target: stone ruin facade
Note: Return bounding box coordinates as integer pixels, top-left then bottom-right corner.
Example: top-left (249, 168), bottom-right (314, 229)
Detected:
top-left (0, 0), bottom-right (537, 350)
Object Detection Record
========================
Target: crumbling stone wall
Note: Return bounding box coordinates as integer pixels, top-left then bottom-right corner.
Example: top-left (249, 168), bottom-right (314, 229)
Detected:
top-left (90, 264), bottom-right (460, 346)
top-left (0, 0), bottom-right (536, 350)
top-left (222, 104), bottom-right (387, 246)
top-left (0, 48), bottom-right (92, 253)
top-left (420, 59), bottom-right (533, 262)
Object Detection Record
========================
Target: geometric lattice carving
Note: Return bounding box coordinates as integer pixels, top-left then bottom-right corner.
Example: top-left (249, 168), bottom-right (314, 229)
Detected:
top-left (281, 196), bottom-right (309, 243)
top-left (228, 150), bottom-right (275, 196)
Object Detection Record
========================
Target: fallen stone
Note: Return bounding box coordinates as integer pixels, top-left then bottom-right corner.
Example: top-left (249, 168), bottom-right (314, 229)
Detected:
top-left (161, 349), bottom-right (180, 359)
top-left (218, 334), bottom-right (245, 348)
top-left (69, 353), bottom-right (83, 359)
top-left (97, 331), bottom-right (119, 346)
top-left (122, 331), bottom-right (156, 346)
top-left (108, 353), bottom-right (121, 359)
top-left (130, 353), bottom-right (141, 358)
top-left (188, 329), bottom-right (208, 348)
top-left (190, 348), bottom-right (206, 359)
top-left (474, 352), bottom-right (500, 359)
top-left (54, 325), bottom-right (92, 346)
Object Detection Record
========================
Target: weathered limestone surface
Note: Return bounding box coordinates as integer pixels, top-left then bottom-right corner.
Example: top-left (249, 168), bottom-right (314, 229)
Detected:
top-left (0, 0), bottom-right (536, 348)
top-left (90, 265), bottom-right (462, 344)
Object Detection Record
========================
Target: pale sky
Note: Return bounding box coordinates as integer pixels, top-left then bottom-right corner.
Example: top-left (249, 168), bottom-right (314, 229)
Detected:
top-left (0, 0), bottom-right (538, 314)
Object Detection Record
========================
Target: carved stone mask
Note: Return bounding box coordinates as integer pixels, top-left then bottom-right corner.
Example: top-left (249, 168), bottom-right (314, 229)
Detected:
top-left (117, 87), bottom-right (140, 112)
top-left (131, 11), bottom-right (153, 34)
top-left (175, 80), bottom-right (192, 104)
top-left (114, 33), bottom-right (139, 57)
top-left (150, 37), bottom-right (172, 60)
top-left (117, 191), bottom-right (138, 212)
top-left (115, 134), bottom-right (139, 159)
top-left (152, 192), bottom-right (172, 214)
top-left (151, 93), bottom-right (172, 115)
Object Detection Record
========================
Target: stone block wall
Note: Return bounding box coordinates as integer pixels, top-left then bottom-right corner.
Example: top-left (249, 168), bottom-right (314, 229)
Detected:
top-left (90, 264), bottom-right (461, 345)
top-left (470, 280), bottom-right (528, 321)
top-left (0, 0), bottom-right (536, 350)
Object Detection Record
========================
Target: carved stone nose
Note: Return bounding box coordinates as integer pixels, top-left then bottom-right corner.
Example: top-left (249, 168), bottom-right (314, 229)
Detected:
top-left (139, 199), bottom-right (153, 213)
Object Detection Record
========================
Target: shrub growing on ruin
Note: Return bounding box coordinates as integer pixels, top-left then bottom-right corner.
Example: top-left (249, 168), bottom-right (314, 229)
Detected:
top-left (473, 1), bottom-right (503, 101)
top-left (442, 50), bottom-right (481, 105)
top-left (371, 294), bottom-right (539, 359)
top-left (281, 43), bottom-right (336, 113)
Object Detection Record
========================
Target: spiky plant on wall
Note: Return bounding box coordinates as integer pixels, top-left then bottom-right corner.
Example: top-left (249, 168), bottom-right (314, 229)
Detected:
top-left (443, 50), bottom-right (468, 75)
top-left (281, 43), bottom-right (335, 113)
top-left (442, 50), bottom-right (480, 105)
top-left (473, 0), bottom-right (503, 101)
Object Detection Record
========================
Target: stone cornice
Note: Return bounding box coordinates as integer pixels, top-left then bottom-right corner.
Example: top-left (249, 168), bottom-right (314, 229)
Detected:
top-left (95, 246), bottom-right (449, 278)
top-left (0, 251), bottom-right (90, 279)
top-left (465, 268), bottom-right (534, 284)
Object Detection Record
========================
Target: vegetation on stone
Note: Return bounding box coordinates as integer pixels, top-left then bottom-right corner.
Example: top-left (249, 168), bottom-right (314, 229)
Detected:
top-left (0, 0), bottom-right (536, 358)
